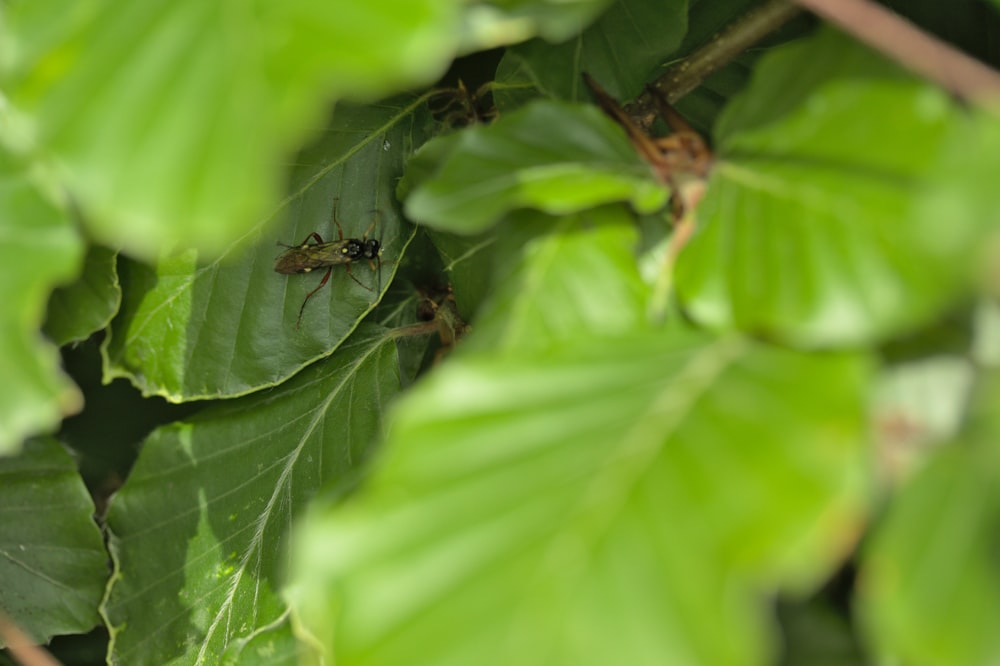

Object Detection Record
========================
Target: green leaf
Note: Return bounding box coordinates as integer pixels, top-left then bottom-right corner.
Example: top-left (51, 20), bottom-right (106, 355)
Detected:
top-left (464, 206), bottom-right (651, 353)
top-left (0, 438), bottom-right (107, 645)
top-left (44, 245), bottom-right (120, 346)
top-left (286, 330), bottom-right (871, 665)
top-left (495, 0), bottom-right (688, 103)
top-left (461, 0), bottom-right (614, 47)
top-left (426, 229), bottom-right (499, 323)
top-left (859, 374), bottom-right (1000, 666)
top-left (403, 100), bottom-right (668, 233)
top-left (675, 29), bottom-right (982, 346)
top-left (0, 147), bottom-right (83, 454)
top-left (2, 0), bottom-right (460, 260)
top-left (102, 325), bottom-right (400, 664)
top-left (101, 97), bottom-right (426, 401)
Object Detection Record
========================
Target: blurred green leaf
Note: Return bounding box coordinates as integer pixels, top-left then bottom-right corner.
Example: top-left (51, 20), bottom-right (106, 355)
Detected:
top-left (287, 328), bottom-right (871, 665)
top-left (101, 97), bottom-right (425, 401)
top-left (0, 147), bottom-right (83, 454)
top-left (464, 206), bottom-right (651, 353)
top-left (461, 0), bottom-right (614, 48)
top-left (44, 245), bottom-right (120, 346)
top-left (495, 0), bottom-right (688, 104)
top-left (675, 29), bottom-right (984, 346)
top-left (859, 375), bottom-right (1000, 666)
top-left (0, 438), bottom-right (106, 645)
top-left (102, 325), bottom-right (400, 664)
top-left (403, 100), bottom-right (668, 233)
top-left (1, 0), bottom-right (460, 260)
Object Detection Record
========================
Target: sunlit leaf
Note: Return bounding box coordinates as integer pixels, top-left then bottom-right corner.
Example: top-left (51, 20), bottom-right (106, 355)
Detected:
top-left (0, 438), bottom-right (106, 645)
top-left (463, 206), bottom-right (651, 353)
top-left (1, 0), bottom-right (460, 260)
top-left (403, 100), bottom-right (667, 233)
top-left (287, 329), bottom-right (871, 665)
top-left (675, 29), bottom-right (982, 346)
top-left (102, 325), bottom-right (400, 664)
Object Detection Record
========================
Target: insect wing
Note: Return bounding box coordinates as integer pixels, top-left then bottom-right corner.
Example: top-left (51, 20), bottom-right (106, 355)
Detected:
top-left (273, 240), bottom-right (353, 274)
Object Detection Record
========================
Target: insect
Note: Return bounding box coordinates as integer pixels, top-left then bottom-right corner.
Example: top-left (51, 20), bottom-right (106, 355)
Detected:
top-left (428, 79), bottom-right (498, 128)
top-left (274, 209), bottom-right (381, 328)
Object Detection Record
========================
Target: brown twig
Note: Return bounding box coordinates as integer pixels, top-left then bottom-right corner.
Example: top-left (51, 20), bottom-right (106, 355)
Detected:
top-left (629, 0), bottom-right (803, 128)
top-left (792, 0), bottom-right (1000, 100)
top-left (0, 610), bottom-right (61, 666)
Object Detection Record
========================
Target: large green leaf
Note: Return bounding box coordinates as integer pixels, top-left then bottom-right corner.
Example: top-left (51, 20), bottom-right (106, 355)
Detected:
top-left (44, 245), bottom-right (120, 347)
top-left (0, 438), bottom-right (107, 645)
top-left (403, 100), bottom-right (668, 233)
top-left (102, 325), bottom-right (400, 665)
top-left (101, 97), bottom-right (426, 401)
top-left (0, 147), bottom-right (83, 454)
top-left (859, 375), bottom-right (1000, 666)
top-left (287, 330), bottom-right (871, 665)
top-left (675, 29), bottom-right (984, 346)
top-left (1, 0), bottom-right (460, 260)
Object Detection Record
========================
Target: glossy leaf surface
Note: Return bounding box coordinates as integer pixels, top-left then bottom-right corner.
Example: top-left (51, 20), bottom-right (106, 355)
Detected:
top-left (102, 326), bottom-right (400, 664)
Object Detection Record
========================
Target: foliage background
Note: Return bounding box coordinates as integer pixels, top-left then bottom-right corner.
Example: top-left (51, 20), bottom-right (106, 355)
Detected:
top-left (1, 0), bottom-right (999, 664)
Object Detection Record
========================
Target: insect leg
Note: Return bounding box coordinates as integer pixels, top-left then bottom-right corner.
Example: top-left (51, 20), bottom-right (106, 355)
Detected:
top-left (343, 264), bottom-right (374, 292)
top-left (295, 266), bottom-right (333, 328)
top-left (277, 232), bottom-right (324, 250)
top-left (331, 198), bottom-right (345, 241)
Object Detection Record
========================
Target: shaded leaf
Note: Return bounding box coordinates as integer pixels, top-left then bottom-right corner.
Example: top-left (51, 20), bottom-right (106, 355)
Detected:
top-left (675, 29), bottom-right (981, 346)
top-left (426, 229), bottom-right (499, 323)
top-left (1, 0), bottom-right (460, 260)
top-left (0, 438), bottom-right (106, 645)
top-left (44, 245), bottom-right (120, 347)
top-left (0, 148), bottom-right (83, 454)
top-left (102, 325), bottom-right (400, 664)
top-left (403, 100), bottom-right (668, 233)
top-left (287, 329), bottom-right (871, 666)
top-left (101, 97), bottom-right (426, 401)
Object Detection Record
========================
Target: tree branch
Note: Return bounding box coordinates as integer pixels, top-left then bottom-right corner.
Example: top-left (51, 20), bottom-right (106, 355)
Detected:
top-left (628, 0), bottom-right (803, 128)
top-left (792, 0), bottom-right (1000, 100)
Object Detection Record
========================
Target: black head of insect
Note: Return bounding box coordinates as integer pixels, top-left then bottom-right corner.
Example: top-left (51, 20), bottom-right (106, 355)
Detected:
top-left (342, 238), bottom-right (381, 262)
